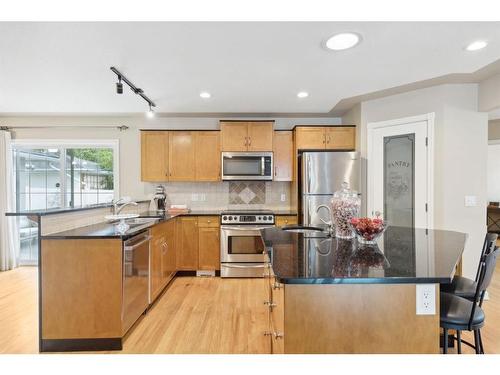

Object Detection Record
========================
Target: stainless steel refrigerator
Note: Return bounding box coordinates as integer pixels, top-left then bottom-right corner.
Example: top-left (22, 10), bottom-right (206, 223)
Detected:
top-left (299, 151), bottom-right (360, 228)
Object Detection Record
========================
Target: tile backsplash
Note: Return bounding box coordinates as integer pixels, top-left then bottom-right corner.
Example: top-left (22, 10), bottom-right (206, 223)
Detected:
top-left (146, 181), bottom-right (291, 210)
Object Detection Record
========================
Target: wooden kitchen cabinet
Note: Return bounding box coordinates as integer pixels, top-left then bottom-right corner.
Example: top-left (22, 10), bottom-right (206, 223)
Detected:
top-left (221, 121), bottom-right (274, 151)
top-left (325, 127), bottom-right (356, 150)
top-left (295, 126), bottom-right (356, 150)
top-left (294, 127), bottom-right (326, 150)
top-left (150, 219), bottom-right (177, 302)
top-left (198, 227), bottom-right (220, 270)
top-left (275, 215), bottom-right (298, 227)
top-left (176, 217), bottom-right (199, 270)
top-left (247, 122), bottom-right (273, 151)
top-left (195, 131), bottom-right (221, 181)
top-left (220, 122), bottom-right (248, 151)
top-left (270, 278), bottom-right (285, 354)
top-left (273, 131), bottom-right (293, 181)
top-left (169, 131), bottom-right (196, 181)
top-left (141, 131), bottom-right (169, 181)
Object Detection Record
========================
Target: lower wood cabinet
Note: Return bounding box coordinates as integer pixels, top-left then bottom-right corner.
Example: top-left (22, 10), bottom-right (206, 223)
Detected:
top-left (176, 215), bottom-right (221, 271)
top-left (198, 227), bottom-right (220, 270)
top-left (150, 219), bottom-right (177, 302)
top-left (264, 265), bottom-right (285, 354)
top-left (176, 217), bottom-right (199, 270)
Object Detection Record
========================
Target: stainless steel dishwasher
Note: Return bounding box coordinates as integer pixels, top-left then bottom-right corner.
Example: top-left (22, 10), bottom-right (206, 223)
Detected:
top-left (122, 230), bottom-right (151, 335)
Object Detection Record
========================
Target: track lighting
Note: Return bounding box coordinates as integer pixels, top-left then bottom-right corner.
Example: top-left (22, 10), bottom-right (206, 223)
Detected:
top-left (116, 76), bottom-right (123, 94)
top-left (110, 66), bottom-right (156, 115)
top-left (146, 104), bottom-right (155, 119)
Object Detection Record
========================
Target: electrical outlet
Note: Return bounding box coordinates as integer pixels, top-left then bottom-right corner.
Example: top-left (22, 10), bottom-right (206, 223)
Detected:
top-left (280, 193), bottom-right (286, 202)
top-left (416, 284), bottom-right (436, 315)
top-left (191, 193), bottom-right (199, 201)
top-left (464, 195), bottom-right (477, 207)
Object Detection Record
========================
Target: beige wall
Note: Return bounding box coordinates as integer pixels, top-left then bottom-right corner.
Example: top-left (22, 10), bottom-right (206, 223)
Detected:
top-left (346, 84), bottom-right (488, 279)
top-left (479, 73), bottom-right (500, 112)
top-left (1, 115), bottom-right (340, 209)
top-left (489, 119), bottom-right (500, 140)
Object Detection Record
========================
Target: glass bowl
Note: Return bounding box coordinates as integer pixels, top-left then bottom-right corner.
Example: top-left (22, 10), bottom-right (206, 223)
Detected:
top-left (350, 217), bottom-right (387, 245)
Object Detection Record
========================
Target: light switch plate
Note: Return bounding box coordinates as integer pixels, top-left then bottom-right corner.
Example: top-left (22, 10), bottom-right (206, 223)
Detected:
top-left (280, 193), bottom-right (286, 202)
top-left (464, 195), bottom-right (477, 207)
top-left (416, 284), bottom-right (436, 315)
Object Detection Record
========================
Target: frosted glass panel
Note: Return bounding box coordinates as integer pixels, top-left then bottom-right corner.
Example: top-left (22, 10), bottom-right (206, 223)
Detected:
top-left (383, 134), bottom-right (415, 227)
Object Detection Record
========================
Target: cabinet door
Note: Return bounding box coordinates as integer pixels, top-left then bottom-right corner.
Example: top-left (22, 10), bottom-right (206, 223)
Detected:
top-left (141, 131), bottom-right (169, 181)
top-left (198, 227), bottom-right (220, 270)
top-left (325, 127), bottom-right (356, 150)
top-left (150, 232), bottom-right (165, 301)
top-left (247, 122), bottom-right (273, 151)
top-left (162, 219), bottom-right (177, 283)
top-left (273, 131), bottom-right (293, 181)
top-left (295, 127), bottom-right (326, 150)
top-left (176, 217), bottom-right (199, 270)
top-left (221, 122), bottom-right (248, 151)
top-left (195, 132), bottom-right (221, 181)
top-left (270, 280), bottom-right (285, 354)
top-left (169, 132), bottom-right (196, 181)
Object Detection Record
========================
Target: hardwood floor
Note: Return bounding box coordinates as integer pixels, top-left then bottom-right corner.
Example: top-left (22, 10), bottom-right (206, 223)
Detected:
top-left (0, 265), bottom-right (498, 354)
top-left (0, 266), bottom-right (38, 354)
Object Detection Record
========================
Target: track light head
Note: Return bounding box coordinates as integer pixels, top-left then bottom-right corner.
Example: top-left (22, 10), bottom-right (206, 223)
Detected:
top-left (146, 104), bottom-right (155, 119)
top-left (116, 76), bottom-right (123, 94)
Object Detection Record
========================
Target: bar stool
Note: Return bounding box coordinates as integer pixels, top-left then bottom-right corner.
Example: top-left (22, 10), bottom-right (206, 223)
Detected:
top-left (440, 247), bottom-right (499, 354)
top-left (441, 233), bottom-right (497, 301)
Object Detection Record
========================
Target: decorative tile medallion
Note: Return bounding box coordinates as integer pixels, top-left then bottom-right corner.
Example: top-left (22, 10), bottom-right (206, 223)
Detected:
top-left (229, 181), bottom-right (265, 204)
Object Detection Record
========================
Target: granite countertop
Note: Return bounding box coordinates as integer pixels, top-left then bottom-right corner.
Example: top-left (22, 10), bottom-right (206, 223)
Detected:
top-left (260, 226), bottom-right (467, 285)
top-left (40, 210), bottom-right (224, 240)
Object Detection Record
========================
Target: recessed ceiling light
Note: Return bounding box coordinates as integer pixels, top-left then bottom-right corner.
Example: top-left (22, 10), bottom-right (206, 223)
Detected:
top-left (297, 92), bottom-right (309, 98)
top-left (325, 32), bottom-right (361, 51)
top-left (200, 92), bottom-right (211, 99)
top-left (465, 40), bottom-right (488, 51)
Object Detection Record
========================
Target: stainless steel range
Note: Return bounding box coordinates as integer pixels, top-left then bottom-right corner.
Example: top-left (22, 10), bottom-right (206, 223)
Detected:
top-left (220, 210), bottom-right (275, 278)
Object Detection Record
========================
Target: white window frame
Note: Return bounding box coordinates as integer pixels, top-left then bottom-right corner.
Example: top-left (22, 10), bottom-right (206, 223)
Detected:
top-left (11, 139), bottom-right (120, 207)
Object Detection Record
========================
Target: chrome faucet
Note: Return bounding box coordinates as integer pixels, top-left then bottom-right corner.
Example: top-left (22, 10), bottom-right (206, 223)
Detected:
top-left (112, 198), bottom-right (138, 215)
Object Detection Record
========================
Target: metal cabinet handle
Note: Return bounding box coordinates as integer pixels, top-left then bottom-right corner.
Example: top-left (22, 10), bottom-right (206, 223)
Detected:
top-left (327, 135), bottom-right (331, 144)
top-left (274, 331), bottom-right (284, 339)
top-left (244, 137), bottom-right (248, 146)
top-left (264, 301), bottom-right (277, 307)
top-left (274, 166), bottom-right (277, 177)
top-left (273, 282), bottom-right (282, 290)
top-left (248, 137), bottom-right (251, 146)
top-left (322, 134), bottom-right (326, 144)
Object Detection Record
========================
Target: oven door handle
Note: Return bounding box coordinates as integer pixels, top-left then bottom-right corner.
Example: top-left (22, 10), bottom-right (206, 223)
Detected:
top-left (221, 226), bottom-right (273, 231)
top-left (221, 264), bottom-right (266, 269)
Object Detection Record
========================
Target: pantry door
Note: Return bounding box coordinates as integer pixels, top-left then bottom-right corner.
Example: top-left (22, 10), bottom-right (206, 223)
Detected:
top-left (367, 114), bottom-right (434, 229)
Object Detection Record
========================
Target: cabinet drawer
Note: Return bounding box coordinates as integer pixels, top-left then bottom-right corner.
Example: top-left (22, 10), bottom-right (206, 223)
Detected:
top-left (197, 216), bottom-right (220, 227)
top-left (275, 216), bottom-right (298, 227)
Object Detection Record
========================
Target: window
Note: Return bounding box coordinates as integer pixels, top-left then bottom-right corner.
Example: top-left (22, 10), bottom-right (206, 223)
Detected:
top-left (11, 140), bottom-right (119, 265)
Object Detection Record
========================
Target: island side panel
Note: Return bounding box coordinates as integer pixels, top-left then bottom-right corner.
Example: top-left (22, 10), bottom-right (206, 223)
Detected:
top-left (41, 239), bottom-right (123, 341)
top-left (284, 283), bottom-right (439, 354)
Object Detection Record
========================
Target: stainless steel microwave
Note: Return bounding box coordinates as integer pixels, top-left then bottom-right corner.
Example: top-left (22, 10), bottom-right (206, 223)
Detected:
top-left (221, 152), bottom-right (273, 181)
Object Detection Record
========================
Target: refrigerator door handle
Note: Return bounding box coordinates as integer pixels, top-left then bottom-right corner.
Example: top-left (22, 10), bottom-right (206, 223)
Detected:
top-left (307, 155), bottom-right (312, 193)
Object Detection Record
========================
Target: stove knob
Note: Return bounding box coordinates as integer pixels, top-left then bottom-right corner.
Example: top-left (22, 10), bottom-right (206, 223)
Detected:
top-left (262, 216), bottom-right (267, 220)
top-left (258, 216), bottom-right (262, 220)
top-left (228, 216), bottom-right (233, 221)
top-left (268, 216), bottom-right (273, 221)
top-left (223, 216), bottom-right (227, 221)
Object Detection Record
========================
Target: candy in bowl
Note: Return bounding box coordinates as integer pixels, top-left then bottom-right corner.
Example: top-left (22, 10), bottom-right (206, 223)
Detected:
top-left (350, 216), bottom-right (386, 245)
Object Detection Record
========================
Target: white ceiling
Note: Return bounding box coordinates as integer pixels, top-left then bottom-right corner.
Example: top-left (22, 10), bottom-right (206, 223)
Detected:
top-left (1, 22), bottom-right (500, 115)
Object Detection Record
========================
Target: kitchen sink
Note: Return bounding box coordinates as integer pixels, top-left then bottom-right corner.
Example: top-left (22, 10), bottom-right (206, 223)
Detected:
top-left (125, 217), bottom-right (159, 226)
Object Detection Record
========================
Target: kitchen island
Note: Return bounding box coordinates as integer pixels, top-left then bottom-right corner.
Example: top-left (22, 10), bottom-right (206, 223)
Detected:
top-left (260, 226), bottom-right (467, 354)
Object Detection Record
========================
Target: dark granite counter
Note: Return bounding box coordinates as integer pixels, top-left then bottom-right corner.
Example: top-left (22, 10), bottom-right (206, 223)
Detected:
top-left (260, 226), bottom-right (467, 285)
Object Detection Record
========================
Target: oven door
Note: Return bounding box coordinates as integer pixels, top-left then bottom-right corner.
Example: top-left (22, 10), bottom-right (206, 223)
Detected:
top-left (220, 225), bottom-right (270, 263)
top-left (222, 152), bottom-right (273, 181)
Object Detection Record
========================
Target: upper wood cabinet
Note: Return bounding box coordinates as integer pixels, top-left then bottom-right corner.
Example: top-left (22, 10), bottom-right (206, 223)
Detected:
top-left (221, 121), bottom-right (273, 151)
top-left (169, 131), bottom-right (196, 181)
top-left (195, 132), bottom-right (221, 181)
top-left (325, 127), bottom-right (356, 150)
top-left (273, 131), bottom-right (293, 181)
top-left (141, 130), bottom-right (222, 182)
top-left (141, 131), bottom-right (169, 181)
top-left (295, 126), bottom-right (356, 150)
